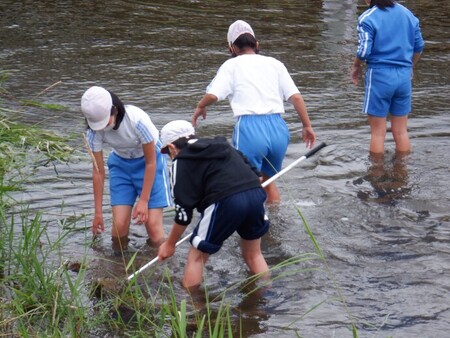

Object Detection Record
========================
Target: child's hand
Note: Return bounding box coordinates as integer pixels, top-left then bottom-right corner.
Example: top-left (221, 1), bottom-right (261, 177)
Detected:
top-left (351, 64), bottom-right (363, 85)
top-left (132, 199), bottom-right (148, 224)
top-left (302, 126), bottom-right (316, 149)
top-left (192, 107), bottom-right (207, 127)
top-left (92, 214), bottom-right (105, 235)
top-left (158, 241), bottom-right (176, 261)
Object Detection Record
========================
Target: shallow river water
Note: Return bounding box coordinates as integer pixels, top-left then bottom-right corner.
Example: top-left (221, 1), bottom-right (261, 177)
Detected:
top-left (1, 1), bottom-right (449, 337)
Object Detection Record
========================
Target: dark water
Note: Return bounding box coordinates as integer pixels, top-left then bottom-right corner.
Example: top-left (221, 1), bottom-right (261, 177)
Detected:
top-left (1, 0), bottom-right (449, 337)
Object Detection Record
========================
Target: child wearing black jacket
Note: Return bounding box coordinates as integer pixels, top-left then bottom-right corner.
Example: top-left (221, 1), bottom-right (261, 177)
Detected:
top-left (157, 120), bottom-right (269, 289)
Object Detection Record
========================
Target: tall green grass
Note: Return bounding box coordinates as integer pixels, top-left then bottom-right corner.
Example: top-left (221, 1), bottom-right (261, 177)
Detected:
top-left (0, 101), bottom-right (90, 335)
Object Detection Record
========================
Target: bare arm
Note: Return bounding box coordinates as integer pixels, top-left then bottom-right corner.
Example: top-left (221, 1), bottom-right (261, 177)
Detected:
top-left (132, 142), bottom-right (156, 224)
top-left (92, 151), bottom-right (105, 235)
top-left (158, 222), bottom-right (186, 261)
top-left (351, 57), bottom-right (365, 85)
top-left (411, 52), bottom-right (423, 79)
top-left (289, 93), bottom-right (316, 148)
top-left (412, 52), bottom-right (422, 67)
top-left (192, 93), bottom-right (218, 127)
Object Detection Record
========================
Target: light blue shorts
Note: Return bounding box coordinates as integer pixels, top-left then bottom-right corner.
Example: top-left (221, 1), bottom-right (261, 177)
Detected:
top-left (363, 67), bottom-right (412, 117)
top-left (232, 114), bottom-right (290, 177)
top-left (107, 151), bottom-right (171, 208)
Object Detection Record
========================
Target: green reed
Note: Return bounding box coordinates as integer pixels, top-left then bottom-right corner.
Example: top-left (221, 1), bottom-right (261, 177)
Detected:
top-left (3, 212), bottom-right (83, 336)
top-left (162, 280), bottom-right (235, 338)
top-left (0, 100), bottom-right (91, 335)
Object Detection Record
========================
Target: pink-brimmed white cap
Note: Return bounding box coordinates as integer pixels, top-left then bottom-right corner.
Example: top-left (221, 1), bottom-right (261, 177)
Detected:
top-left (227, 20), bottom-right (255, 47)
top-left (81, 86), bottom-right (112, 131)
top-left (160, 120), bottom-right (195, 154)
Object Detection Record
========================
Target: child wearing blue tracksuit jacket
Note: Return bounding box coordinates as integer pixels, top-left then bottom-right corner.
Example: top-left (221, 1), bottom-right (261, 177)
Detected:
top-left (351, 0), bottom-right (424, 154)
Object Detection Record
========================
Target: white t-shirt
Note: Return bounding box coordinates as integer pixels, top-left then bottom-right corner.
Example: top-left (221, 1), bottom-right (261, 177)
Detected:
top-left (206, 54), bottom-right (300, 117)
top-left (88, 105), bottom-right (160, 159)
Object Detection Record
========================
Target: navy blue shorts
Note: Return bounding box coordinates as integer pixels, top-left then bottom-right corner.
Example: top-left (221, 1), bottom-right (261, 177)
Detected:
top-left (190, 187), bottom-right (269, 254)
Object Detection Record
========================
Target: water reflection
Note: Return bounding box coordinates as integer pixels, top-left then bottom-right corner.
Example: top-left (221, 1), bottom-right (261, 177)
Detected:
top-left (354, 152), bottom-right (410, 205)
top-left (236, 280), bottom-right (272, 336)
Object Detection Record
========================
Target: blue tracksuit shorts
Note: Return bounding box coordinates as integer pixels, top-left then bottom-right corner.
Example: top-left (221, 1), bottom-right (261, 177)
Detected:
top-left (232, 114), bottom-right (290, 177)
top-left (363, 66), bottom-right (412, 117)
top-left (107, 151), bottom-right (171, 208)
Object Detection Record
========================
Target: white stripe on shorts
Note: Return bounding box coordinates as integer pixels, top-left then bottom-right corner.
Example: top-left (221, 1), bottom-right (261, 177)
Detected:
top-left (234, 117), bottom-right (242, 150)
top-left (192, 203), bottom-right (215, 249)
top-left (363, 68), bottom-right (373, 114)
top-left (160, 154), bottom-right (172, 206)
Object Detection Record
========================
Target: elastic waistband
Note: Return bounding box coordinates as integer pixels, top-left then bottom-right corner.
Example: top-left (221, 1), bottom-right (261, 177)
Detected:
top-left (367, 65), bottom-right (412, 70)
top-left (237, 113), bottom-right (282, 119)
top-left (110, 151), bottom-right (144, 161)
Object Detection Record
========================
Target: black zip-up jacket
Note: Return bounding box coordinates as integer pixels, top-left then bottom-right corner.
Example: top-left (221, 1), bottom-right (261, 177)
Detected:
top-left (171, 137), bottom-right (262, 226)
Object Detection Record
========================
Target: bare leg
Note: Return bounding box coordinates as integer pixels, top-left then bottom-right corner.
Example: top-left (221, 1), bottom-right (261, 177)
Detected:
top-left (183, 247), bottom-right (209, 289)
top-left (391, 115), bottom-right (411, 153)
top-left (262, 174), bottom-right (280, 204)
top-left (392, 151), bottom-right (409, 189)
top-left (111, 205), bottom-right (132, 238)
top-left (368, 115), bottom-right (387, 154)
top-left (240, 238), bottom-right (269, 278)
top-left (368, 152), bottom-right (385, 178)
top-left (145, 208), bottom-right (165, 246)
top-left (111, 205), bottom-right (132, 251)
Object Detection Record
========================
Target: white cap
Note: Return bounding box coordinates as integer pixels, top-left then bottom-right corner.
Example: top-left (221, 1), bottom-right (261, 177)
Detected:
top-left (81, 86), bottom-right (112, 131)
top-left (160, 120), bottom-right (195, 153)
top-left (227, 20), bottom-right (255, 47)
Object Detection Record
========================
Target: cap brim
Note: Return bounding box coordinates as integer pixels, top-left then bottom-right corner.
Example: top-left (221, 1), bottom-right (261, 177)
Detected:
top-left (87, 116), bottom-right (110, 131)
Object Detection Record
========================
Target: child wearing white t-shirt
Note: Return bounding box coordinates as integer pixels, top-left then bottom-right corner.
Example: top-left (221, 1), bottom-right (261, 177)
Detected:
top-left (192, 20), bottom-right (316, 203)
top-left (81, 86), bottom-right (171, 252)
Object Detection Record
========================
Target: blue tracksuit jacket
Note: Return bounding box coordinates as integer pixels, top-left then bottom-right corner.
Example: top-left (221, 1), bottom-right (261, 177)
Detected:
top-left (356, 3), bottom-right (424, 68)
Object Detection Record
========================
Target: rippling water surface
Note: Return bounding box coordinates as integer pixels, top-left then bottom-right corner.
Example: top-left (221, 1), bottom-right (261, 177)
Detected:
top-left (1, 0), bottom-right (449, 336)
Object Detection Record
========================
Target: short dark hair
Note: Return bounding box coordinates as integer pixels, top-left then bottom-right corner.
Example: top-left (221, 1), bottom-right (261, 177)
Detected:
top-left (161, 136), bottom-right (195, 154)
top-left (370, 0), bottom-right (395, 10)
top-left (173, 136), bottom-right (194, 150)
top-left (232, 33), bottom-right (259, 54)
